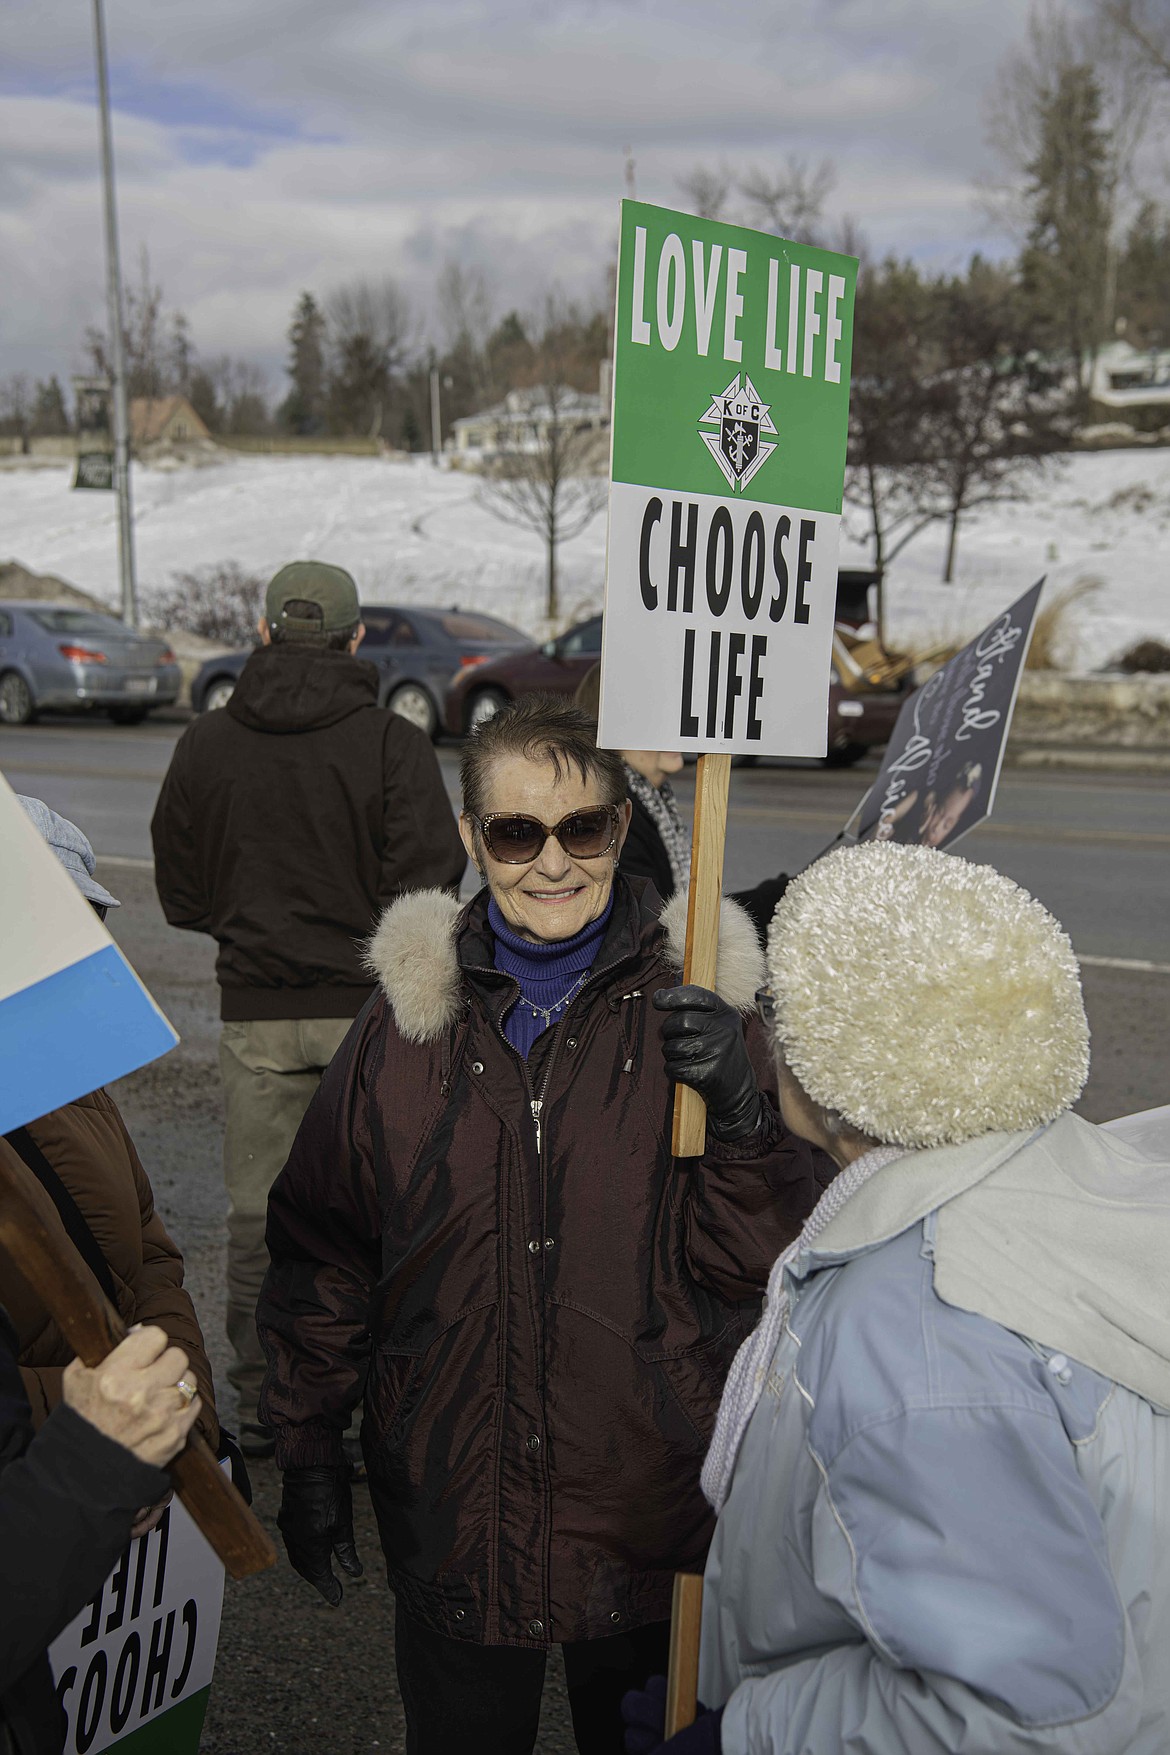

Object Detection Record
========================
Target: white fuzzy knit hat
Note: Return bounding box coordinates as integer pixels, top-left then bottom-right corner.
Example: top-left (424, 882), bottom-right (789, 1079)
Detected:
top-left (765, 841), bottom-right (1090, 1149)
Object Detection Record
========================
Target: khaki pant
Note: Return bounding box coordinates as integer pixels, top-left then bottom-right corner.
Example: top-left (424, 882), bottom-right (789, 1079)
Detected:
top-left (218, 1016), bottom-right (352, 1422)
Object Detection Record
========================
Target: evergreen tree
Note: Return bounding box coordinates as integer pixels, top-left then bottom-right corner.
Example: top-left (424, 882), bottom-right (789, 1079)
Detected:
top-left (282, 292), bottom-right (326, 434)
top-left (1116, 199), bottom-right (1170, 346)
top-left (30, 376), bottom-right (70, 436)
top-left (1019, 63), bottom-right (1113, 402)
top-left (168, 312), bottom-right (195, 396)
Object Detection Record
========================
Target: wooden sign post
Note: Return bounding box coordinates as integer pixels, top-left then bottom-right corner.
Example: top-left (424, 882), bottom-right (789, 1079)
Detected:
top-left (665, 1571), bottom-right (705, 1736)
top-left (671, 754), bottom-right (731, 1156)
top-left (597, 201), bottom-right (858, 1147)
top-left (0, 1142), bottom-right (275, 1581)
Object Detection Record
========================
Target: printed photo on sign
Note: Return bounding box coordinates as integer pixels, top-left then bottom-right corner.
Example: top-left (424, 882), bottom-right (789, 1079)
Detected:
top-left (854, 580), bottom-right (1045, 851)
top-left (599, 200), bottom-right (856, 758)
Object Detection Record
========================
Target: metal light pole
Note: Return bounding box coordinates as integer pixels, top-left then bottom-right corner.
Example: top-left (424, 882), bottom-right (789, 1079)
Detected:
top-left (429, 364), bottom-right (442, 466)
top-left (92, 0), bottom-right (138, 627)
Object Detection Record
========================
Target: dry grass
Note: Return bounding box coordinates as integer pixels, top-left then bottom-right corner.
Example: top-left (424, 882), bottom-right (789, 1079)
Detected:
top-left (898, 575), bottom-right (1102, 681)
top-left (1025, 576), bottom-right (1101, 671)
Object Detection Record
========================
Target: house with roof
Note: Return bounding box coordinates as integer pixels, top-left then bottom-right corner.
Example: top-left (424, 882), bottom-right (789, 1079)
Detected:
top-left (1088, 341), bottom-right (1170, 423)
top-left (129, 395), bottom-right (213, 452)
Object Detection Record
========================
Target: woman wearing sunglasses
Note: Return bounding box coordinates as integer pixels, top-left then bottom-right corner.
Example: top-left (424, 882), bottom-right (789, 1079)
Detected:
top-left (257, 695), bottom-right (829, 1755)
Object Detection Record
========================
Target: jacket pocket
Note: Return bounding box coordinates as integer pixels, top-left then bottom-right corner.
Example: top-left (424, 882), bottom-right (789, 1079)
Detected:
top-left (642, 1323), bottom-right (739, 1448)
top-left (367, 1348), bottom-right (422, 1443)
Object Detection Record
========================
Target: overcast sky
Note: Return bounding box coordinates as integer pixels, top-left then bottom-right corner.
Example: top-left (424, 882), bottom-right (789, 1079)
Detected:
top-left (0, 0), bottom-right (1044, 391)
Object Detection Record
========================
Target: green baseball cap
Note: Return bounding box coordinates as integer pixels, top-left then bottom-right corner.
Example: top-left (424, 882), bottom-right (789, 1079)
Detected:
top-left (264, 561), bottom-right (360, 635)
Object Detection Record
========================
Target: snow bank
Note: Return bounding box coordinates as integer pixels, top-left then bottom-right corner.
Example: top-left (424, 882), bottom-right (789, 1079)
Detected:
top-left (0, 448), bottom-right (1166, 666)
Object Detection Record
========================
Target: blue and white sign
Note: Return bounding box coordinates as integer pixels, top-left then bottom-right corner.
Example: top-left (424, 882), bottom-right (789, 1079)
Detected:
top-left (0, 774), bottom-right (177, 1132)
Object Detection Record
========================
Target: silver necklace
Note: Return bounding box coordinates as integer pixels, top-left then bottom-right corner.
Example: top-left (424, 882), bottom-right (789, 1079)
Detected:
top-left (518, 969), bottom-right (589, 1023)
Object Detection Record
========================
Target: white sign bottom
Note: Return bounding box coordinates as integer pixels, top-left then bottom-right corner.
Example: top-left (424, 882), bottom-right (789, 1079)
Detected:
top-left (49, 1482), bottom-right (226, 1755)
top-left (598, 481), bottom-right (841, 757)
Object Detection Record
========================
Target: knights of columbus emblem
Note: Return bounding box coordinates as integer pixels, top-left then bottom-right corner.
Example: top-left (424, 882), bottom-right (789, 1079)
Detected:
top-left (698, 375), bottom-right (777, 491)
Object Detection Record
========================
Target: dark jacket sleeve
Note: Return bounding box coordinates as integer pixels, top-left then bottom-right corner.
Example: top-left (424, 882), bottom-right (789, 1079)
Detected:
top-left (257, 1007), bottom-right (384, 1468)
top-left (683, 1012), bottom-right (834, 1303)
top-left (379, 717), bottom-right (466, 904)
top-left (150, 730), bottom-right (212, 931)
top-left (620, 795), bottom-right (676, 903)
top-left (0, 1404), bottom-right (167, 1688)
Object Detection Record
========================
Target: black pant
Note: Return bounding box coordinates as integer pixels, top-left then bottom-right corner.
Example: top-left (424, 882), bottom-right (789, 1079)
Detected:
top-left (394, 1609), bottom-right (672, 1755)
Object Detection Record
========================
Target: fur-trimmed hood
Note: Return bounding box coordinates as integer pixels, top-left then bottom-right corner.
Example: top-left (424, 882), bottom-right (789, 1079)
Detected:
top-left (363, 883), bottom-right (764, 1044)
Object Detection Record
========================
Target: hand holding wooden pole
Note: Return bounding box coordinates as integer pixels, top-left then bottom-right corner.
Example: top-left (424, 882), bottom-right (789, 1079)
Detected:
top-left (671, 752), bottom-right (733, 1157)
top-left (665, 1571), bottom-right (705, 1736)
top-left (0, 1144), bottom-right (276, 1581)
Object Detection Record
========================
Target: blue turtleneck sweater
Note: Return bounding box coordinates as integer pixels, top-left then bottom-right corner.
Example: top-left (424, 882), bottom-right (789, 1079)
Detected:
top-left (489, 896), bottom-right (613, 1057)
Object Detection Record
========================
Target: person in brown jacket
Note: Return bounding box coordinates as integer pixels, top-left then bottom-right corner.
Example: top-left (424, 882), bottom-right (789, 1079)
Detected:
top-left (258, 698), bottom-right (831, 1755)
top-left (5, 1091), bottom-right (218, 1450)
top-left (9, 798), bottom-right (219, 1534)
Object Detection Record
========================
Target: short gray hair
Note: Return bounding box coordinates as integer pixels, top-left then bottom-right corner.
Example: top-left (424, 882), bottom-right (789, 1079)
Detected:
top-left (460, 694), bottom-right (626, 822)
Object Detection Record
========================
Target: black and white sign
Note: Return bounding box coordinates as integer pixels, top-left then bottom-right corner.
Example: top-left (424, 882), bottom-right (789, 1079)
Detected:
top-left (854, 579), bottom-right (1045, 850)
top-left (49, 1482), bottom-right (227, 1755)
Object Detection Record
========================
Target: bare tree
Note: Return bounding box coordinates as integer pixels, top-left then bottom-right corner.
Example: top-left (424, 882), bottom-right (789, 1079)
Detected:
top-left (0, 375), bottom-right (32, 451)
top-left (845, 258), bottom-right (946, 594)
top-left (325, 277), bottom-right (414, 437)
top-left (476, 311), bottom-right (608, 623)
top-left (1096, 0), bottom-right (1170, 79)
top-left (920, 261), bottom-right (1067, 582)
top-left (677, 162), bottom-right (734, 221)
top-left (740, 155), bottom-right (837, 242)
top-left (145, 562), bottom-right (266, 644)
top-left (677, 154), bottom-right (836, 241)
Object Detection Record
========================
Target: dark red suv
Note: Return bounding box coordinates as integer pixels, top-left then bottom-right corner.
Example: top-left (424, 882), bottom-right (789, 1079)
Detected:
top-left (443, 615), bottom-right (603, 734)
top-left (443, 603), bottom-right (905, 765)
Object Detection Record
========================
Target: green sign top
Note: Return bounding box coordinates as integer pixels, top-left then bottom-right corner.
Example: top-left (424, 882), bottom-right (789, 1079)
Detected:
top-left (611, 200), bottom-right (856, 515)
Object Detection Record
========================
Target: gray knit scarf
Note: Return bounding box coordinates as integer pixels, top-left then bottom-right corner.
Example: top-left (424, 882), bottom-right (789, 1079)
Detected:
top-left (623, 765), bottom-right (691, 892)
top-left (700, 1142), bottom-right (908, 1512)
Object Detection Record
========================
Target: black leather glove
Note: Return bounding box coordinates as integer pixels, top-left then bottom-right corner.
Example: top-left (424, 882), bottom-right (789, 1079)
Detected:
top-left (654, 986), bottom-right (761, 1143)
top-left (277, 1463), bottom-right (363, 1607)
top-left (622, 1674), bottom-right (724, 1754)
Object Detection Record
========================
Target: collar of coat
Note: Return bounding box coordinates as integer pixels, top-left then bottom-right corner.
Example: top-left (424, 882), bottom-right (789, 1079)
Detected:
top-left (363, 878), bottom-right (764, 1045)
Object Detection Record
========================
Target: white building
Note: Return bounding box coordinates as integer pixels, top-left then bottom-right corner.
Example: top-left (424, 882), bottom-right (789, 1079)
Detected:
top-left (1089, 340), bottom-right (1170, 414)
top-left (451, 385), bottom-right (608, 458)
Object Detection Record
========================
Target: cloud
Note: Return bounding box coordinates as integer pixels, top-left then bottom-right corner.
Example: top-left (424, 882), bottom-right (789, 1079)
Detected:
top-left (0, 0), bottom-right (1030, 385)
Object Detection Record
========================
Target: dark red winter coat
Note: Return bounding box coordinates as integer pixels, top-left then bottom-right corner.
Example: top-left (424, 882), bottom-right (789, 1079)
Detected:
top-left (258, 877), bottom-right (830, 1648)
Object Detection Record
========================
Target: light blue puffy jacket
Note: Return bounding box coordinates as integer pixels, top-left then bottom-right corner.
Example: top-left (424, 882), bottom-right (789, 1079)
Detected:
top-left (699, 1113), bottom-right (1170, 1753)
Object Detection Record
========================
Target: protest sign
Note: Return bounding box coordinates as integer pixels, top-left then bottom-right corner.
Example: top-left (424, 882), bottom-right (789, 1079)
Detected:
top-left (50, 1477), bottom-right (228, 1755)
top-left (598, 199), bottom-right (855, 1150)
top-left (0, 774), bottom-right (177, 1133)
top-left (853, 580), bottom-right (1044, 850)
top-left (598, 199), bottom-right (856, 758)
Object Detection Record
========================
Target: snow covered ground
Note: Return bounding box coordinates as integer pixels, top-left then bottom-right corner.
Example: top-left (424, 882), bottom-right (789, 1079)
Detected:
top-left (0, 448), bottom-right (1167, 667)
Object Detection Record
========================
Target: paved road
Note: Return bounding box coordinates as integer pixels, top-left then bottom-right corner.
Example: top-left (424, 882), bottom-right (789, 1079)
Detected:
top-left (4, 716), bottom-right (1168, 963)
top-left (3, 717), bottom-right (1168, 1754)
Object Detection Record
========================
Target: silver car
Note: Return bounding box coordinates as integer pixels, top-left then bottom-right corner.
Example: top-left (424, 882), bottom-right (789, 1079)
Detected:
top-left (0, 601), bottom-right (181, 725)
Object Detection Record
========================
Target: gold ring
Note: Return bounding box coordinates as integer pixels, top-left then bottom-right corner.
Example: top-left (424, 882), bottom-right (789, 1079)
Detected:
top-left (176, 1375), bottom-right (198, 1406)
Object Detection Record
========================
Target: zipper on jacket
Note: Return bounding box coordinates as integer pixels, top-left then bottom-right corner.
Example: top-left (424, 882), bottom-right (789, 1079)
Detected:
top-left (464, 942), bottom-right (655, 1158)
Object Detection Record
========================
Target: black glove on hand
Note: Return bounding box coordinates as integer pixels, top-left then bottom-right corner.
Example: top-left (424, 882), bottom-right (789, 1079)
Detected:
top-left (621, 1674), bottom-right (724, 1754)
top-left (278, 1463), bottom-right (363, 1607)
top-left (654, 986), bottom-right (761, 1143)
